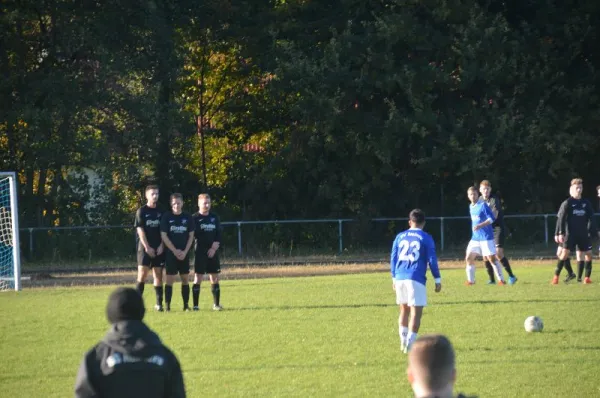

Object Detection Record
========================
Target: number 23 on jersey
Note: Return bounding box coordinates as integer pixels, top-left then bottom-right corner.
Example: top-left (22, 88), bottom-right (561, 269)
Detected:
top-left (397, 239), bottom-right (420, 262)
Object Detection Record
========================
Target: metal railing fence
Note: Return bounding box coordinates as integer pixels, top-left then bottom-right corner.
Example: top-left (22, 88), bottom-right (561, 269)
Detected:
top-left (17, 213), bottom-right (594, 264)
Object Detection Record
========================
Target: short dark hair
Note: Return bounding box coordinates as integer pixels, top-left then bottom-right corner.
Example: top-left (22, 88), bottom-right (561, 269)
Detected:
top-left (409, 334), bottom-right (455, 391)
top-left (409, 209), bottom-right (426, 225)
top-left (170, 193), bottom-right (183, 202)
top-left (145, 185), bottom-right (159, 192)
top-left (106, 287), bottom-right (145, 324)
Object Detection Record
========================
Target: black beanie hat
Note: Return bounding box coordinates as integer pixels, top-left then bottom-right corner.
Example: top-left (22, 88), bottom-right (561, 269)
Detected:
top-left (106, 287), bottom-right (145, 323)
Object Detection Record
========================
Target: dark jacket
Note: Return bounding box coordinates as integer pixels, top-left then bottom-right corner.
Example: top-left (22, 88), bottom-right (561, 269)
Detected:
top-left (74, 320), bottom-right (185, 398)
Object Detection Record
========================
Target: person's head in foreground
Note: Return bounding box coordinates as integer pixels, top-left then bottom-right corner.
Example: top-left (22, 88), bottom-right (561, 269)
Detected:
top-left (407, 334), bottom-right (457, 398)
top-left (106, 287), bottom-right (145, 324)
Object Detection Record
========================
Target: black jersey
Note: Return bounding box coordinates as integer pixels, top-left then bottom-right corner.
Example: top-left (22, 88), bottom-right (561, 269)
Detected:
top-left (192, 212), bottom-right (221, 251)
top-left (134, 205), bottom-right (164, 248)
top-left (555, 197), bottom-right (597, 237)
top-left (160, 212), bottom-right (195, 250)
top-left (483, 195), bottom-right (504, 228)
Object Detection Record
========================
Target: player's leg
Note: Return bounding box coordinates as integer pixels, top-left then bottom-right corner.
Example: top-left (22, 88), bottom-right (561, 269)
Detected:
top-left (208, 256), bottom-right (222, 310)
top-left (399, 303), bottom-right (410, 351)
top-left (561, 237), bottom-right (577, 282)
top-left (179, 261), bottom-right (191, 311)
top-left (576, 250), bottom-right (585, 282)
top-left (136, 266), bottom-right (150, 294)
top-left (484, 260), bottom-right (496, 284)
top-left (552, 246), bottom-right (565, 284)
top-left (136, 249), bottom-right (151, 295)
top-left (394, 279), bottom-right (409, 351)
top-left (495, 227), bottom-right (516, 283)
top-left (209, 273), bottom-right (221, 310)
top-left (164, 253), bottom-right (177, 311)
top-left (583, 250), bottom-right (593, 283)
top-left (151, 259), bottom-right (165, 311)
top-left (581, 236), bottom-right (593, 283)
top-left (192, 273), bottom-right (203, 310)
top-left (483, 241), bottom-right (505, 284)
top-left (192, 254), bottom-right (207, 310)
top-left (465, 241), bottom-right (480, 285)
top-left (406, 280), bottom-right (427, 353)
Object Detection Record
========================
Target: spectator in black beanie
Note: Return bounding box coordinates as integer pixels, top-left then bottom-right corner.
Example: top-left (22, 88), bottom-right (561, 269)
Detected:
top-left (75, 287), bottom-right (185, 398)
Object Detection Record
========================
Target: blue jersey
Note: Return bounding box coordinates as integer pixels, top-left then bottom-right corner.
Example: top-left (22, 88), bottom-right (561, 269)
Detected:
top-left (470, 199), bottom-right (495, 241)
top-left (390, 228), bottom-right (441, 285)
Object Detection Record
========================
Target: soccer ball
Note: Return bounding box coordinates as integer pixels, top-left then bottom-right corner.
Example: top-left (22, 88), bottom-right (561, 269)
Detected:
top-left (524, 316), bottom-right (544, 332)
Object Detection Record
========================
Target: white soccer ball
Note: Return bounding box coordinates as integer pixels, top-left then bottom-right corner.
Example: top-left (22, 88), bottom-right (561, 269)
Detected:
top-left (524, 316), bottom-right (544, 332)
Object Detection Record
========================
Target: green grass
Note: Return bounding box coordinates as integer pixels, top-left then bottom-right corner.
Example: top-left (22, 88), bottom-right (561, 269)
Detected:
top-left (1, 264), bottom-right (600, 397)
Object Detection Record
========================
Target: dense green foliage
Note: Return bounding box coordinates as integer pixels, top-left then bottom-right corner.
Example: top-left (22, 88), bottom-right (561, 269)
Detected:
top-left (1, 265), bottom-right (599, 397)
top-left (2, 0), bottom-right (600, 227)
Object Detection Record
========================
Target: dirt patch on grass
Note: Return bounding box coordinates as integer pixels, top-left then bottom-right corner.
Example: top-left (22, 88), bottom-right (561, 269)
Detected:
top-left (21, 259), bottom-right (556, 289)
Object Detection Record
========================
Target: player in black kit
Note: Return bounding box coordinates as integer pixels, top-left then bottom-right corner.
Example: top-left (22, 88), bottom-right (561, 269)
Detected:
top-left (479, 180), bottom-right (517, 285)
top-left (160, 193), bottom-right (195, 311)
top-left (553, 178), bottom-right (599, 284)
top-left (134, 185), bottom-right (165, 310)
top-left (192, 194), bottom-right (223, 311)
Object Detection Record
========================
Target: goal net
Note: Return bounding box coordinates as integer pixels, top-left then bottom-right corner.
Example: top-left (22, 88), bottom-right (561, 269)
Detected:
top-left (0, 172), bottom-right (21, 291)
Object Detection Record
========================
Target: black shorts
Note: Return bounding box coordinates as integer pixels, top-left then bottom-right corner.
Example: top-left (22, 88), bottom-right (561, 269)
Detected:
top-left (137, 248), bottom-right (165, 268)
top-left (493, 226), bottom-right (505, 248)
top-left (194, 251), bottom-right (221, 274)
top-left (165, 252), bottom-right (191, 276)
top-left (561, 235), bottom-right (592, 252)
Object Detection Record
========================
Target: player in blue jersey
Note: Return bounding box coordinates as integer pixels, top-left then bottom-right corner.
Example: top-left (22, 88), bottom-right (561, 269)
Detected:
top-left (391, 209), bottom-right (442, 354)
top-left (465, 186), bottom-right (505, 285)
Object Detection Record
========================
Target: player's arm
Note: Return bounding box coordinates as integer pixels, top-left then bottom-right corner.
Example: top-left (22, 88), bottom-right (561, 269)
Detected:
top-left (488, 196), bottom-right (500, 219)
top-left (134, 209), bottom-right (154, 256)
top-left (160, 215), bottom-right (179, 255)
top-left (390, 236), bottom-right (399, 290)
top-left (474, 203), bottom-right (495, 230)
top-left (161, 231), bottom-right (178, 255)
top-left (182, 215), bottom-right (195, 256)
top-left (167, 354), bottom-right (187, 398)
top-left (183, 231), bottom-right (194, 257)
top-left (555, 200), bottom-right (568, 242)
top-left (207, 216), bottom-right (222, 258)
top-left (212, 215), bottom-right (222, 250)
top-left (74, 353), bottom-right (99, 398)
top-left (426, 236), bottom-right (442, 292)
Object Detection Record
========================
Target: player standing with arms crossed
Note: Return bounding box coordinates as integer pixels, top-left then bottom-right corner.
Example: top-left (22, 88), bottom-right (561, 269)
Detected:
top-left (160, 193), bottom-right (195, 311)
top-left (391, 209), bottom-right (441, 354)
top-left (192, 194), bottom-right (223, 311)
top-left (479, 180), bottom-right (517, 284)
top-left (134, 185), bottom-right (166, 311)
top-left (553, 178), bottom-right (599, 284)
top-left (465, 186), bottom-right (505, 285)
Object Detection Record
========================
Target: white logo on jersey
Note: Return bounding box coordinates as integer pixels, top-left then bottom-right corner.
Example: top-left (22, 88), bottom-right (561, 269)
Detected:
top-left (201, 224), bottom-right (216, 231)
top-left (573, 209), bottom-right (586, 216)
top-left (170, 225), bottom-right (188, 233)
top-left (146, 220), bottom-right (160, 227)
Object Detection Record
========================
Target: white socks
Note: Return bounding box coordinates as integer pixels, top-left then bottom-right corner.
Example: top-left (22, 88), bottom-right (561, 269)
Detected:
top-left (493, 260), bottom-right (505, 282)
top-left (399, 325), bottom-right (408, 348)
top-left (466, 264), bottom-right (476, 283)
top-left (406, 332), bottom-right (418, 353)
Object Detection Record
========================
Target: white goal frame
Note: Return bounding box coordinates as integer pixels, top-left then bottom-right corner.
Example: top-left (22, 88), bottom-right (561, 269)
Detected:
top-left (0, 172), bottom-right (21, 291)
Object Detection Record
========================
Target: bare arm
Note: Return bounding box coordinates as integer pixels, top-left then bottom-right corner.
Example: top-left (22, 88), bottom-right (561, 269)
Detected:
top-left (183, 231), bottom-right (195, 256)
top-left (136, 227), bottom-right (155, 256)
top-left (161, 232), bottom-right (178, 254)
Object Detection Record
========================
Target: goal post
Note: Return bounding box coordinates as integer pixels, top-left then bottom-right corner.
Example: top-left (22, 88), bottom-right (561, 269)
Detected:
top-left (0, 172), bottom-right (21, 291)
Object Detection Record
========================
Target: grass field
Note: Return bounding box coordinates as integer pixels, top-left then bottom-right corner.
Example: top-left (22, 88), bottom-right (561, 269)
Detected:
top-left (1, 263), bottom-right (600, 397)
